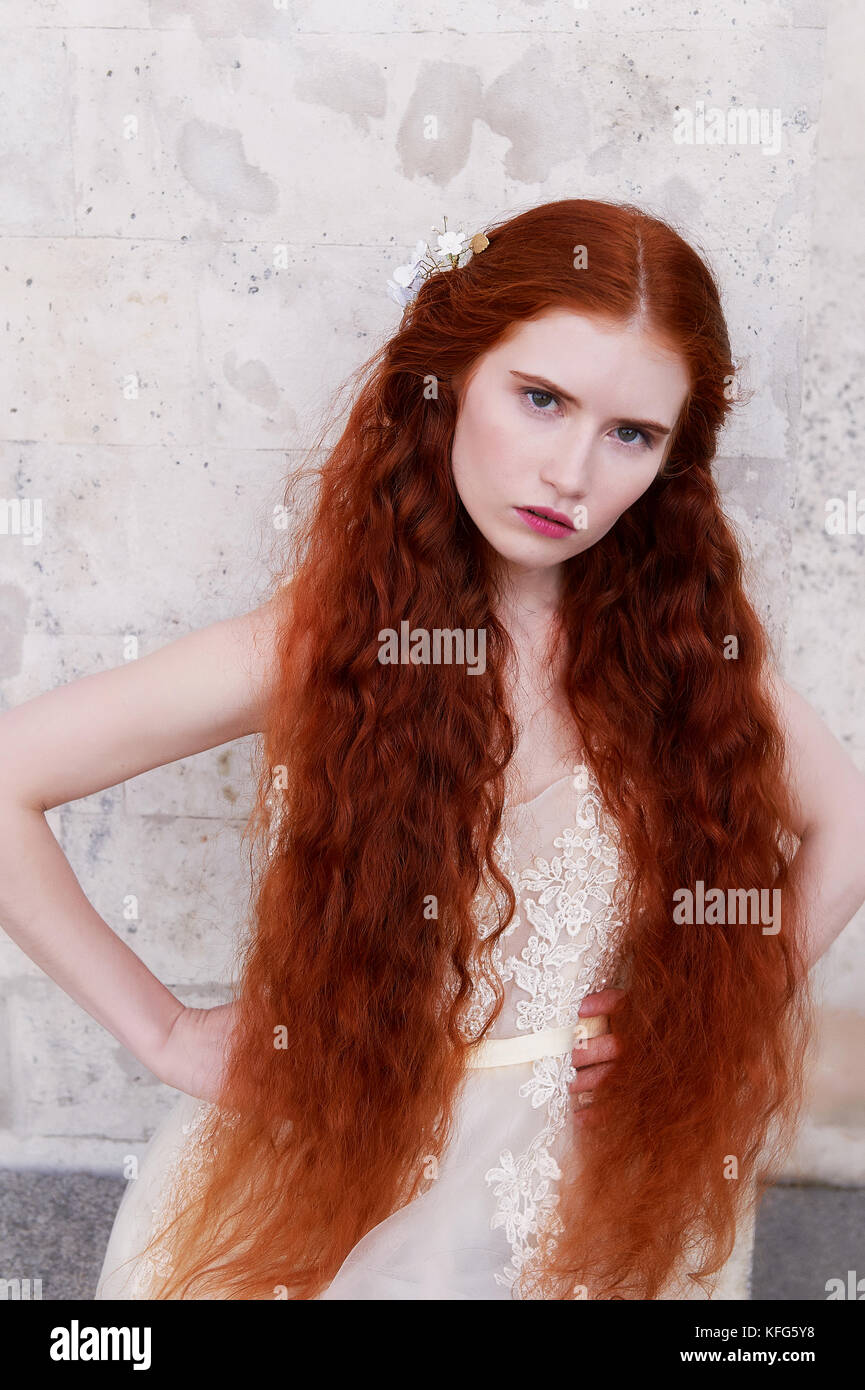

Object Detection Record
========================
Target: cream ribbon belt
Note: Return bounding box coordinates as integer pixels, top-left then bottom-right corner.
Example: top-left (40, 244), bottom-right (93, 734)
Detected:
top-left (466, 1012), bottom-right (608, 1069)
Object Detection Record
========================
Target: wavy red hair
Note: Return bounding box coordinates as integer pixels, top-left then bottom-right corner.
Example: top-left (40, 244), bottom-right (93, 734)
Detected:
top-left (139, 198), bottom-right (814, 1299)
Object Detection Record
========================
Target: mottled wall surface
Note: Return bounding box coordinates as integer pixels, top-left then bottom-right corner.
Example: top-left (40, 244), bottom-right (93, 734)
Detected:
top-left (0, 0), bottom-right (861, 1186)
top-left (783, 0), bottom-right (865, 1184)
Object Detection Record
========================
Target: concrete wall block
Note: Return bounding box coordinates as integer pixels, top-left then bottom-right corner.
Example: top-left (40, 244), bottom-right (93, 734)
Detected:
top-left (0, 239), bottom-right (208, 446)
top-left (1, 978), bottom-right (230, 1169)
top-left (806, 1005), bottom-right (865, 1128)
top-left (121, 735), bottom-right (260, 820)
top-left (8, 978), bottom-right (172, 1142)
top-left (0, 28), bottom-right (75, 236)
top-left (0, 991), bottom-right (11, 1130)
top-left (51, 808), bottom-right (252, 984)
top-left (2, 2), bottom-right (150, 24)
top-left (817, 914), bottom-right (865, 1027)
top-left (0, 445), bottom-right (289, 636)
top-left (0, 1), bottom-right (829, 35)
top-left (57, 25), bottom-right (823, 243)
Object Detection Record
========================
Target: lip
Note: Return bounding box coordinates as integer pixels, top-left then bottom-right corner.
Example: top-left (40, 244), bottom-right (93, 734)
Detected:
top-left (514, 505), bottom-right (575, 536)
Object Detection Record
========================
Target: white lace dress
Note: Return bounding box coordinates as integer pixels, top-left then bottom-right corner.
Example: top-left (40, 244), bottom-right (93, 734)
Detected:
top-left (95, 762), bottom-right (756, 1300)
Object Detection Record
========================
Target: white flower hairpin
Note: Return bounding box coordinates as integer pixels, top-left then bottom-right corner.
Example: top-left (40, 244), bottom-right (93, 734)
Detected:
top-left (386, 214), bottom-right (490, 309)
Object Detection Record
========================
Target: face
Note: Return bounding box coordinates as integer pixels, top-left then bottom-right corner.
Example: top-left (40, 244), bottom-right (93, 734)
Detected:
top-left (449, 309), bottom-right (690, 593)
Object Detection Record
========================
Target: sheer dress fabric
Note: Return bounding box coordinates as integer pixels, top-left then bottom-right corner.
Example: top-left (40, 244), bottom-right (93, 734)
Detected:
top-left (95, 764), bottom-right (756, 1300)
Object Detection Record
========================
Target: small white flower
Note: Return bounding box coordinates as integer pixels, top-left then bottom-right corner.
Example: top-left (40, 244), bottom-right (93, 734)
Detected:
top-left (385, 272), bottom-right (422, 308)
top-left (395, 238), bottom-right (428, 283)
top-left (385, 238), bottom-right (430, 307)
top-left (385, 217), bottom-right (487, 309)
top-left (436, 228), bottom-right (468, 259)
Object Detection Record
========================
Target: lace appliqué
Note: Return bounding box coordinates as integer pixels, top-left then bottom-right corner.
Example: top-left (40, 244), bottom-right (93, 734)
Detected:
top-left (470, 762), bottom-right (625, 1294)
top-left (126, 1099), bottom-right (216, 1298)
top-left (485, 1048), bottom-right (577, 1294)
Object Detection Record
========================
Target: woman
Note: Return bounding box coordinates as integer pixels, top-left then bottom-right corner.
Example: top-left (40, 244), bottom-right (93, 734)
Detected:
top-left (2, 199), bottom-right (863, 1300)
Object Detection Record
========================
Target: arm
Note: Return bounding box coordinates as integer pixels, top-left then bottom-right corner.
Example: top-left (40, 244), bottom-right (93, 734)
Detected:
top-left (0, 596), bottom-right (283, 1081)
top-left (768, 668), bottom-right (865, 968)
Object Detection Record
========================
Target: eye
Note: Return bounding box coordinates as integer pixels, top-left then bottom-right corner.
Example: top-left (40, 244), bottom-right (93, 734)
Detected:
top-left (611, 425), bottom-right (652, 450)
top-left (521, 387), bottom-right (560, 415)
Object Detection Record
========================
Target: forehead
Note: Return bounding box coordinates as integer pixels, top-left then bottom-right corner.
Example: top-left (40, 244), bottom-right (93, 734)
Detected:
top-left (474, 308), bottom-right (691, 415)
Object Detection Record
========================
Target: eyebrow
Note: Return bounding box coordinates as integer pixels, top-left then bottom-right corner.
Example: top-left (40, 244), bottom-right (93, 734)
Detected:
top-left (508, 369), bottom-right (673, 436)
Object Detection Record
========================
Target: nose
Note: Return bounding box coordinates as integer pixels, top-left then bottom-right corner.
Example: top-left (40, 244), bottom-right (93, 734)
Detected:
top-left (537, 425), bottom-right (595, 503)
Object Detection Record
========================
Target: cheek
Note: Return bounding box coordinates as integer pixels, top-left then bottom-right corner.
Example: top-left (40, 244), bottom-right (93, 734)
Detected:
top-left (614, 451), bottom-right (663, 499)
top-left (453, 408), bottom-right (517, 489)
top-left (590, 460), bottom-right (660, 524)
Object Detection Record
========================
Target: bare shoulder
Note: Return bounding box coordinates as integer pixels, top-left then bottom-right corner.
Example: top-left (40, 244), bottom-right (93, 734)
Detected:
top-left (0, 588), bottom-right (293, 814)
top-left (766, 666), bottom-right (865, 837)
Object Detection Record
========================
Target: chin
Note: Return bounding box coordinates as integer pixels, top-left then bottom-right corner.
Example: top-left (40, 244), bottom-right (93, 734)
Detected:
top-left (566, 530), bottom-right (600, 555)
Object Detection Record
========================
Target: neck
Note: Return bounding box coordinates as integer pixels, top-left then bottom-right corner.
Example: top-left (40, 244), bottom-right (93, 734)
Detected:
top-left (494, 561), bottom-right (564, 635)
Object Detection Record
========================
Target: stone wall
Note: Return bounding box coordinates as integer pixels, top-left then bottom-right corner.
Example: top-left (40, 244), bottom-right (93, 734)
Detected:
top-left (0, 0), bottom-right (861, 1183)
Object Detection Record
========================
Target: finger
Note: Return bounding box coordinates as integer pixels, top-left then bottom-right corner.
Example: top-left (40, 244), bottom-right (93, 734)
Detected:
top-left (571, 1091), bottom-right (600, 1126)
top-left (572, 1034), bottom-right (620, 1061)
top-left (568, 1059), bottom-right (617, 1093)
top-left (578, 987), bottom-right (626, 1018)
top-left (574, 1014), bottom-right (611, 1049)
top-left (571, 1034), bottom-right (621, 1067)
top-left (570, 1074), bottom-right (616, 1127)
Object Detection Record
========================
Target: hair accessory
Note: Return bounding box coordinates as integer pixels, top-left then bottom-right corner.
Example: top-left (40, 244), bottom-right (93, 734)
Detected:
top-left (386, 214), bottom-right (490, 309)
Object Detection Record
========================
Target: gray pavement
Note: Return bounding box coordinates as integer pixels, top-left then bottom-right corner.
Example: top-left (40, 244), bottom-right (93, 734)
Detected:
top-left (0, 1172), bottom-right (862, 1300)
top-left (750, 1183), bottom-right (865, 1301)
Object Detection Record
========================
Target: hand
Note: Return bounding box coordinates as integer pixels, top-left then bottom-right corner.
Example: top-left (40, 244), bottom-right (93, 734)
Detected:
top-left (151, 1001), bottom-right (240, 1103)
top-left (569, 987), bottom-right (626, 1129)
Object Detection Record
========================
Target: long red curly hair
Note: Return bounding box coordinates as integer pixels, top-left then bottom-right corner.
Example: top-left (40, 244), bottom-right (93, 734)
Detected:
top-left (140, 197), bottom-right (814, 1299)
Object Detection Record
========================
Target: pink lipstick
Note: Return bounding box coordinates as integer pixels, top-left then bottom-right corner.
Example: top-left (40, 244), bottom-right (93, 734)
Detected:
top-left (514, 506), bottom-right (575, 537)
